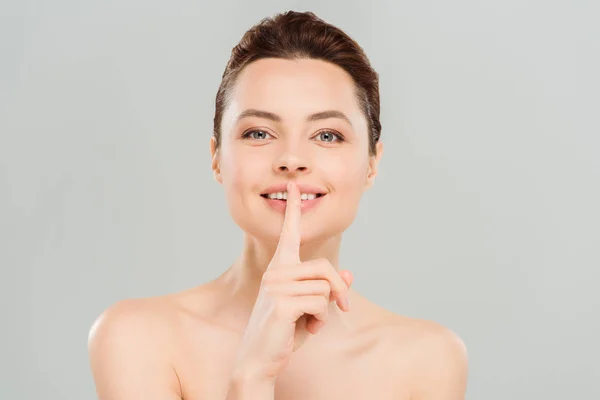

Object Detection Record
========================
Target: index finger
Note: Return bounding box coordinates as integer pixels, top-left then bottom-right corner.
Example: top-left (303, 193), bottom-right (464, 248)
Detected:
top-left (273, 180), bottom-right (302, 265)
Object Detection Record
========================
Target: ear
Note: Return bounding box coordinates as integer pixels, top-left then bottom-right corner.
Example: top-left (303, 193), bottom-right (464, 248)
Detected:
top-left (210, 136), bottom-right (222, 184)
top-left (364, 141), bottom-right (383, 190)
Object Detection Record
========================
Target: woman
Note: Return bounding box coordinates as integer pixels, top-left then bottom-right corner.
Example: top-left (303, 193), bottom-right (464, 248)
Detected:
top-left (88, 10), bottom-right (468, 400)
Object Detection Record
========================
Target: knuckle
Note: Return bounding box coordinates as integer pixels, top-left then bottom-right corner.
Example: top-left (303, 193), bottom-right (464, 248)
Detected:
top-left (314, 259), bottom-right (339, 280)
top-left (273, 299), bottom-right (291, 318)
top-left (261, 282), bottom-right (275, 295)
top-left (318, 296), bottom-right (328, 309)
top-left (317, 280), bottom-right (331, 294)
top-left (313, 258), bottom-right (331, 273)
top-left (261, 270), bottom-right (279, 284)
top-left (317, 258), bottom-right (332, 268)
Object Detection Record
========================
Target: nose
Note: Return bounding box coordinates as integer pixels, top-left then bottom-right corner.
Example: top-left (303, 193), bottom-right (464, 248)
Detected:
top-left (273, 146), bottom-right (311, 175)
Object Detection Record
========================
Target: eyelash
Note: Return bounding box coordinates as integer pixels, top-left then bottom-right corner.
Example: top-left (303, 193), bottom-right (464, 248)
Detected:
top-left (241, 129), bottom-right (345, 143)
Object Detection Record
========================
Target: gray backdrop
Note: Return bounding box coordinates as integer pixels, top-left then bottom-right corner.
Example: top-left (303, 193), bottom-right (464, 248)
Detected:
top-left (2, 0), bottom-right (599, 399)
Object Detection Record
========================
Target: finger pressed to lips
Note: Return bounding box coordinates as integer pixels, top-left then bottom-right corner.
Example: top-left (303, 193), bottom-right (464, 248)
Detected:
top-left (267, 181), bottom-right (351, 312)
top-left (272, 180), bottom-right (302, 265)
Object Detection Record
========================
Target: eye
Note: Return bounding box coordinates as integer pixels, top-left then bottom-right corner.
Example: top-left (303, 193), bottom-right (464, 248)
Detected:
top-left (241, 130), bottom-right (274, 141)
top-left (314, 130), bottom-right (345, 143)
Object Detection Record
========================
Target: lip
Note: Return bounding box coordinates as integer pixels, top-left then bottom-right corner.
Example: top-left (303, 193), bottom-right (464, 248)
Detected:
top-left (260, 183), bottom-right (327, 196)
top-left (262, 193), bottom-right (326, 213)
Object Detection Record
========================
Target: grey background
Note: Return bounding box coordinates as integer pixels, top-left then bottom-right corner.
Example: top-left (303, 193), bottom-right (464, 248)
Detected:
top-left (2, 0), bottom-right (599, 399)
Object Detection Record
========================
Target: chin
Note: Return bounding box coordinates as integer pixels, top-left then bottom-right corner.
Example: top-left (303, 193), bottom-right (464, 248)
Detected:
top-left (236, 214), bottom-right (350, 246)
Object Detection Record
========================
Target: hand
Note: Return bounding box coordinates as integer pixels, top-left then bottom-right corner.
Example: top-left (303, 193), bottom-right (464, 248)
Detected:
top-left (231, 180), bottom-right (353, 383)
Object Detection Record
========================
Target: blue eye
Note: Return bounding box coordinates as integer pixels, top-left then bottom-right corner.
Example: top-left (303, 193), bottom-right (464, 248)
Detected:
top-left (242, 130), bottom-right (273, 140)
top-left (241, 129), bottom-right (345, 143)
top-left (315, 130), bottom-right (344, 143)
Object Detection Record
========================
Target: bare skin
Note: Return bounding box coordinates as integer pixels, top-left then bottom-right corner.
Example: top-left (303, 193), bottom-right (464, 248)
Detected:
top-left (88, 57), bottom-right (468, 399)
top-left (89, 277), bottom-right (467, 399)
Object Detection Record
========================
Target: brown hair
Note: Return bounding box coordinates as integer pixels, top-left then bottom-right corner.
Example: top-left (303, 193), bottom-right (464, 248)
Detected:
top-left (212, 10), bottom-right (382, 156)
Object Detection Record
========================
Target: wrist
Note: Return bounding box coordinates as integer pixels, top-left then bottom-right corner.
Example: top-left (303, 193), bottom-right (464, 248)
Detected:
top-left (228, 369), bottom-right (275, 399)
top-left (231, 366), bottom-right (276, 386)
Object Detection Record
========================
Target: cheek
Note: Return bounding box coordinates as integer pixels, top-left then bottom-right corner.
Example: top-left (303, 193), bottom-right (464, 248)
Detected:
top-left (219, 147), bottom-right (268, 223)
top-left (321, 152), bottom-right (369, 194)
top-left (310, 153), bottom-right (368, 233)
top-left (220, 147), bottom-right (264, 189)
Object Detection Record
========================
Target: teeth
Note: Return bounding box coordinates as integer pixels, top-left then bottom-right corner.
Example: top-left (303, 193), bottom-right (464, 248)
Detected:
top-left (267, 191), bottom-right (320, 200)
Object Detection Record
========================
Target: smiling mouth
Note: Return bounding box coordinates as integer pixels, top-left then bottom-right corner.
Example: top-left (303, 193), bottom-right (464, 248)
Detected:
top-left (260, 193), bottom-right (326, 201)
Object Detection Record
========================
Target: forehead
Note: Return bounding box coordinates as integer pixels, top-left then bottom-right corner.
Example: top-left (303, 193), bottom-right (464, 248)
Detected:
top-left (227, 58), bottom-right (364, 126)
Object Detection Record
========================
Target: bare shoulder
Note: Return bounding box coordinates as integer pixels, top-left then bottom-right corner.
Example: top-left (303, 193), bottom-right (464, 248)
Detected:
top-left (387, 315), bottom-right (467, 357)
top-left (87, 286), bottom-right (215, 352)
top-left (88, 296), bottom-right (184, 399)
top-left (88, 283), bottom-right (218, 341)
top-left (383, 313), bottom-right (469, 399)
top-left (88, 295), bottom-right (182, 347)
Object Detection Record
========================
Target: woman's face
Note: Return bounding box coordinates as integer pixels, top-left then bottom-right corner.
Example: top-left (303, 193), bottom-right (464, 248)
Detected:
top-left (212, 57), bottom-right (382, 245)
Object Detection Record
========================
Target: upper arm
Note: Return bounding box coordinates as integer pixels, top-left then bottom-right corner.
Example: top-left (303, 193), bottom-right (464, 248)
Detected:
top-left (88, 300), bottom-right (182, 400)
top-left (409, 322), bottom-right (469, 400)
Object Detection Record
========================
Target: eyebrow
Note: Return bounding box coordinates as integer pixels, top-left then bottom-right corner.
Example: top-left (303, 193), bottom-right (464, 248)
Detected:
top-left (235, 108), bottom-right (353, 127)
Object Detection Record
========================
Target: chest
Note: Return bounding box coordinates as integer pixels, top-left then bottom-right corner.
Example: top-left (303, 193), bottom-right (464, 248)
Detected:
top-left (180, 361), bottom-right (409, 400)
top-left (174, 333), bottom-right (411, 400)
top-left (272, 359), bottom-right (410, 400)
